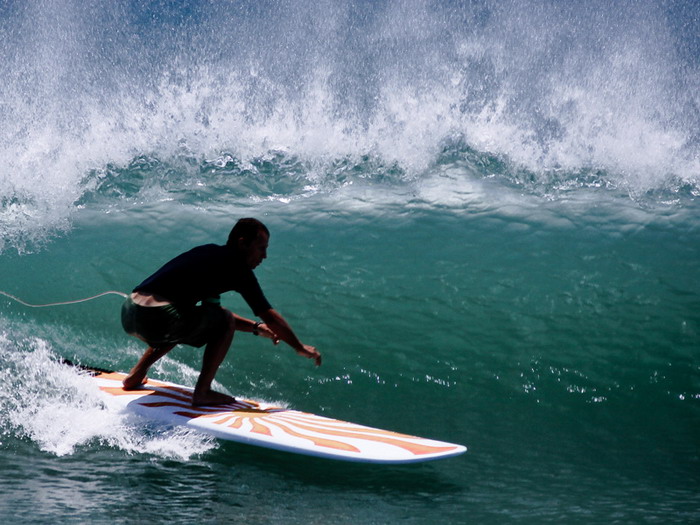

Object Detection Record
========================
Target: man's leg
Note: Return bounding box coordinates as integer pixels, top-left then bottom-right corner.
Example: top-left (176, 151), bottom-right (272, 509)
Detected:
top-left (192, 311), bottom-right (237, 406)
top-left (123, 344), bottom-right (175, 390)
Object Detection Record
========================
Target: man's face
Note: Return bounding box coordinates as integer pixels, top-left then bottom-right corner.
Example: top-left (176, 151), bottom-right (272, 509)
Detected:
top-left (243, 231), bottom-right (269, 269)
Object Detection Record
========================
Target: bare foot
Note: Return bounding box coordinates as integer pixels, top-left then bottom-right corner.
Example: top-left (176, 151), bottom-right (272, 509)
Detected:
top-left (192, 389), bottom-right (236, 407)
top-left (122, 372), bottom-right (148, 390)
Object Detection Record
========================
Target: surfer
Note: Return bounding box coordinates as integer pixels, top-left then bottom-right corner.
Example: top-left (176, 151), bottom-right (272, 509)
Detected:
top-left (120, 217), bottom-right (321, 406)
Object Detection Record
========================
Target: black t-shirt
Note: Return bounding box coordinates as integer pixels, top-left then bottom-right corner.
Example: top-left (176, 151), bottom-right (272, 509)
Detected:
top-left (134, 244), bottom-right (272, 315)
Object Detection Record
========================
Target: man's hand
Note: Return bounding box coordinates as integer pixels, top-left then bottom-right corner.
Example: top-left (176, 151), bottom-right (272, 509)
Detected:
top-left (296, 344), bottom-right (322, 366)
top-left (258, 323), bottom-right (280, 345)
top-left (259, 309), bottom-right (321, 366)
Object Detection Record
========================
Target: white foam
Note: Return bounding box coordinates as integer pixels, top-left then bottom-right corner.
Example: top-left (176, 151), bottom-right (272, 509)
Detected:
top-left (0, 330), bottom-right (217, 459)
top-left (0, 0), bottom-right (697, 250)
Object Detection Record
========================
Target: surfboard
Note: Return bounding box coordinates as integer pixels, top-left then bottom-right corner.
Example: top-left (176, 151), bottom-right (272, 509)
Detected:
top-left (82, 367), bottom-right (466, 463)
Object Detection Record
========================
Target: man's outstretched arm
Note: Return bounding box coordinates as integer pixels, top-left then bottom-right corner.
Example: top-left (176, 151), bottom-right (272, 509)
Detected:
top-left (259, 308), bottom-right (322, 366)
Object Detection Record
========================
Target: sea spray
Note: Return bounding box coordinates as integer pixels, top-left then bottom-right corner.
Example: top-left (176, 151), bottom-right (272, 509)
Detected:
top-left (0, 328), bottom-right (217, 458)
top-left (1, 0), bottom-right (698, 252)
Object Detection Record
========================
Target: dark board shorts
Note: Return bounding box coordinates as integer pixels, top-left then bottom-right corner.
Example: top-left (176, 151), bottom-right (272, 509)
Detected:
top-left (121, 297), bottom-right (228, 348)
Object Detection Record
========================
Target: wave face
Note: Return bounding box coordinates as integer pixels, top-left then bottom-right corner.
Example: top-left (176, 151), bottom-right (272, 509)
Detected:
top-left (0, 0), bottom-right (698, 251)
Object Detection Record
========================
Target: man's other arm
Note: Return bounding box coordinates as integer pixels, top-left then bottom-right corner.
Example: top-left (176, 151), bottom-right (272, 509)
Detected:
top-left (259, 309), bottom-right (322, 366)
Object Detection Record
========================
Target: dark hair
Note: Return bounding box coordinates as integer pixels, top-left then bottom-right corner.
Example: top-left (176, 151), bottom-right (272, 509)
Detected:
top-left (227, 218), bottom-right (269, 247)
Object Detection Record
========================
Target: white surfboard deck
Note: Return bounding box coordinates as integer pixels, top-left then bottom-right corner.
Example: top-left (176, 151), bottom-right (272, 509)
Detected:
top-left (86, 368), bottom-right (466, 463)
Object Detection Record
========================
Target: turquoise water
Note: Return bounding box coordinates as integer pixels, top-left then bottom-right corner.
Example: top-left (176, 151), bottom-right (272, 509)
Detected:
top-left (1, 1), bottom-right (699, 523)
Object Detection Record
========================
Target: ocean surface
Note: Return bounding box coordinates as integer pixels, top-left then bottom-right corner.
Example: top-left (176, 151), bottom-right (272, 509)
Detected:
top-left (1, 0), bottom-right (699, 523)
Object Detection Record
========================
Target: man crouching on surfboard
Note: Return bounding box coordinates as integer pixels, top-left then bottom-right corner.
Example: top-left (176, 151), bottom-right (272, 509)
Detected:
top-left (121, 217), bottom-right (321, 406)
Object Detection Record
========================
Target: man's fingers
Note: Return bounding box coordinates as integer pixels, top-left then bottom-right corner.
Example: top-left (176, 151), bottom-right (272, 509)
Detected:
top-left (294, 345), bottom-right (321, 366)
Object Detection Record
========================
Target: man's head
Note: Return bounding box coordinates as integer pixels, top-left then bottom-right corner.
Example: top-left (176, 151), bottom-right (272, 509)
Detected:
top-left (227, 218), bottom-right (270, 269)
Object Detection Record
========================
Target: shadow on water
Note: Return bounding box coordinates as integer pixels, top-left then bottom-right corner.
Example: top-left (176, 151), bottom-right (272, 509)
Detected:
top-left (211, 440), bottom-right (467, 496)
top-left (0, 439), bottom-right (468, 523)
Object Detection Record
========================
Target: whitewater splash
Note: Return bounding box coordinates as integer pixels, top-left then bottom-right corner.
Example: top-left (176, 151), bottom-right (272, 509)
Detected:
top-left (0, 0), bottom-right (698, 250)
top-left (0, 328), bottom-right (217, 458)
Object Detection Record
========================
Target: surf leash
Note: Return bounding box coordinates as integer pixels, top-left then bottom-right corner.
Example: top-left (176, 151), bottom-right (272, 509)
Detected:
top-left (0, 290), bottom-right (128, 308)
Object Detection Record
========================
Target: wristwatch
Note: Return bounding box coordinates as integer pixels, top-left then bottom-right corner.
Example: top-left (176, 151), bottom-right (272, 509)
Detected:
top-left (253, 321), bottom-right (262, 336)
